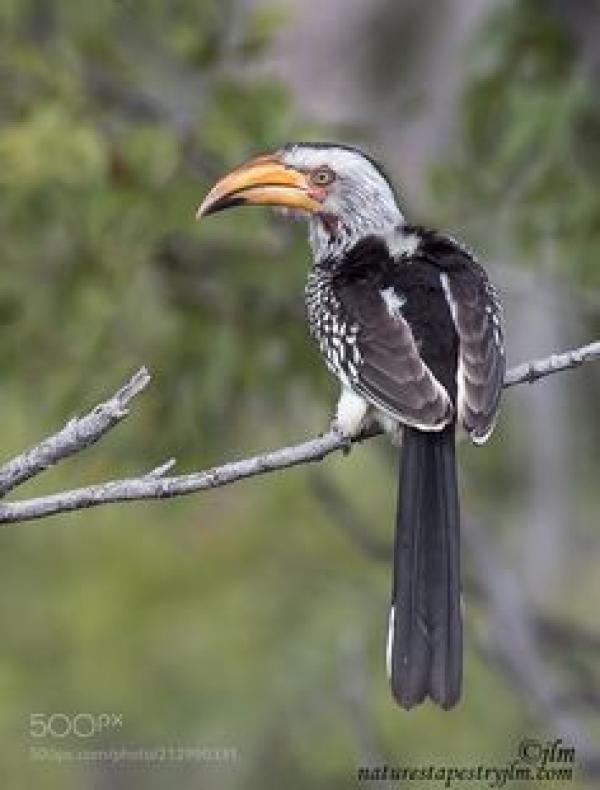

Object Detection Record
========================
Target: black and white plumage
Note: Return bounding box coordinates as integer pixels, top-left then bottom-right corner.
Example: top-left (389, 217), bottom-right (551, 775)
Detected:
top-left (304, 229), bottom-right (504, 443)
top-left (198, 141), bottom-right (505, 709)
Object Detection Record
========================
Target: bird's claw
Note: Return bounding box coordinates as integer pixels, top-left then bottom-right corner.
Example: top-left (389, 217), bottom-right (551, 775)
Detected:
top-left (330, 419), bottom-right (353, 455)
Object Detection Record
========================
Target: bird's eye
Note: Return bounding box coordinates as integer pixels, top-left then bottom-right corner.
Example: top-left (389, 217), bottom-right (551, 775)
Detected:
top-left (310, 167), bottom-right (335, 186)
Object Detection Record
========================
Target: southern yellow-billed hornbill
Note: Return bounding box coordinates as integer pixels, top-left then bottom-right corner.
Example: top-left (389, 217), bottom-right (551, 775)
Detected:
top-left (198, 142), bottom-right (505, 709)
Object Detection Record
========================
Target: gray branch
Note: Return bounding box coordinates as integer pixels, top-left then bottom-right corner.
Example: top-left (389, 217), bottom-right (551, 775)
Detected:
top-left (0, 340), bottom-right (598, 525)
top-left (503, 339), bottom-right (600, 387)
top-left (0, 367), bottom-right (151, 497)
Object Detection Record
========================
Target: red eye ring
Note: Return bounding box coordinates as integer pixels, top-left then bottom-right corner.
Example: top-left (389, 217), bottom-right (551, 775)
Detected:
top-left (310, 167), bottom-right (336, 187)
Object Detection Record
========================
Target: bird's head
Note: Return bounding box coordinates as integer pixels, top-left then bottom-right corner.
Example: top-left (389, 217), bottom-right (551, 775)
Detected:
top-left (197, 142), bottom-right (403, 261)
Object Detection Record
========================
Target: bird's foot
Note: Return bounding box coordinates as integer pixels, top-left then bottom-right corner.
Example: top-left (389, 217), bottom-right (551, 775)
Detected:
top-left (329, 418), bottom-right (353, 455)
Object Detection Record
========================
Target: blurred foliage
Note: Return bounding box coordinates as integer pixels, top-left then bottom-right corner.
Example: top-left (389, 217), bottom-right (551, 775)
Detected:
top-left (0, 0), bottom-right (318, 465)
top-left (0, 1), bottom-right (598, 789)
top-left (432, 0), bottom-right (600, 286)
top-left (430, 0), bottom-right (600, 498)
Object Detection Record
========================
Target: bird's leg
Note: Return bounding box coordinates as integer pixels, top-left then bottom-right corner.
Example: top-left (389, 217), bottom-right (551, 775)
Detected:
top-left (329, 418), bottom-right (353, 455)
top-left (330, 387), bottom-right (370, 454)
top-left (374, 410), bottom-right (404, 446)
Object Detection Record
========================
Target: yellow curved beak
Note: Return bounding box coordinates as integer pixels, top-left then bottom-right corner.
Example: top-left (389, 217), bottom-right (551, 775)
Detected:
top-left (196, 153), bottom-right (321, 218)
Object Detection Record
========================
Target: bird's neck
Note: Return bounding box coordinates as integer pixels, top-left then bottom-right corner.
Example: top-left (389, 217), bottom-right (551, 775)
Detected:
top-left (309, 209), bottom-right (402, 264)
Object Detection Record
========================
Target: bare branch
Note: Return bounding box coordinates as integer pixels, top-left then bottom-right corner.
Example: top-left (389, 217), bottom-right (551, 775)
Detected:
top-left (0, 430), bottom-right (355, 524)
top-left (0, 367), bottom-right (151, 498)
top-left (503, 340), bottom-right (600, 387)
top-left (0, 341), bottom-right (598, 525)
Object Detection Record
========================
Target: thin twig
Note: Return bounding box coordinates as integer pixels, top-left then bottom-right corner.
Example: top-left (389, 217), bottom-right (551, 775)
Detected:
top-left (0, 367), bottom-right (151, 497)
top-left (503, 340), bottom-right (600, 387)
top-left (0, 341), bottom-right (598, 525)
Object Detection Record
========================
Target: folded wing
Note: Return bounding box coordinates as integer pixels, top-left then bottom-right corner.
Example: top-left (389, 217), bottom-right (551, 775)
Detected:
top-left (335, 277), bottom-right (454, 431)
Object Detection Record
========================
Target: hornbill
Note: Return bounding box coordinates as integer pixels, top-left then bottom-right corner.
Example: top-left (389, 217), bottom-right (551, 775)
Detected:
top-left (197, 142), bottom-right (505, 709)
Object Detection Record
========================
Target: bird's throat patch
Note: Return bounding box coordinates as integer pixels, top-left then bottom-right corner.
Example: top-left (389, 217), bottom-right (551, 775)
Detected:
top-left (318, 212), bottom-right (340, 239)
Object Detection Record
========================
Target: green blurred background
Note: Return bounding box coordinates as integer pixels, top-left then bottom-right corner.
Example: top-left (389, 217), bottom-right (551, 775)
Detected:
top-left (0, 0), bottom-right (599, 787)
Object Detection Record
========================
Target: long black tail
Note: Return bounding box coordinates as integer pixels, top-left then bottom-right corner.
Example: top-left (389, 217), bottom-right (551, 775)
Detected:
top-left (388, 425), bottom-right (462, 709)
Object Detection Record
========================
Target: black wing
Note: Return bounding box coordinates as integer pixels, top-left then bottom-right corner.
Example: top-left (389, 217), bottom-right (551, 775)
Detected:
top-left (418, 231), bottom-right (505, 443)
top-left (331, 238), bottom-right (455, 431)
